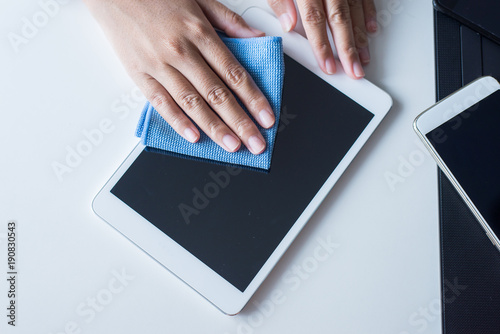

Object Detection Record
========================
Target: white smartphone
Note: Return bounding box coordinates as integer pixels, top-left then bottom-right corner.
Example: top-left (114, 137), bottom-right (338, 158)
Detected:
top-left (414, 76), bottom-right (500, 252)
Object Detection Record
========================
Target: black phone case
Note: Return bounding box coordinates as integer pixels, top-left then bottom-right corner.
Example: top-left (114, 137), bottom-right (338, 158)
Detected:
top-left (435, 9), bottom-right (500, 333)
top-left (433, 0), bottom-right (500, 45)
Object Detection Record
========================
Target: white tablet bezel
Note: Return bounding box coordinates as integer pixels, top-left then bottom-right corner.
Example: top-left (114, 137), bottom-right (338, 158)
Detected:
top-left (413, 76), bottom-right (500, 251)
top-left (92, 6), bottom-right (393, 315)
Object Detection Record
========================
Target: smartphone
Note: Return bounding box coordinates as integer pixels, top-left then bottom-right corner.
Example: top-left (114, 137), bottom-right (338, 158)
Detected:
top-left (434, 0), bottom-right (500, 44)
top-left (414, 76), bottom-right (500, 252)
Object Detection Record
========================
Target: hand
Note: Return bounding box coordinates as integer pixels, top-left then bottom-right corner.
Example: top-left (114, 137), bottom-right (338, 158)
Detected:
top-left (268, 0), bottom-right (377, 79)
top-left (84, 0), bottom-right (276, 154)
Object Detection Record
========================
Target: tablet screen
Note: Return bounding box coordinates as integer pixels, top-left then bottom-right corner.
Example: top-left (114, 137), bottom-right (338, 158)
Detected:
top-left (111, 55), bottom-right (373, 292)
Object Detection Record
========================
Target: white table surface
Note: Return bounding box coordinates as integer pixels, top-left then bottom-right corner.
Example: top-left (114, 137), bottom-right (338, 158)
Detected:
top-left (0, 0), bottom-right (440, 333)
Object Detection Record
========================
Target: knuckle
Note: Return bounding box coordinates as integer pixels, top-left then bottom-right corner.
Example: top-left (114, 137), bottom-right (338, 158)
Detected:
top-left (161, 38), bottom-right (187, 57)
top-left (244, 94), bottom-right (261, 112)
top-left (304, 6), bottom-right (326, 26)
top-left (342, 45), bottom-right (359, 58)
top-left (232, 117), bottom-right (256, 136)
top-left (168, 113), bottom-right (185, 129)
top-left (353, 26), bottom-right (368, 46)
top-left (225, 64), bottom-right (248, 87)
top-left (313, 40), bottom-right (331, 53)
top-left (367, 8), bottom-right (377, 19)
top-left (347, 0), bottom-right (362, 9)
top-left (188, 19), bottom-right (212, 41)
top-left (206, 119), bottom-right (224, 137)
top-left (329, 4), bottom-right (351, 25)
top-left (366, 0), bottom-right (377, 15)
top-left (207, 86), bottom-right (231, 106)
top-left (150, 93), bottom-right (170, 109)
top-left (225, 10), bottom-right (244, 27)
top-left (179, 92), bottom-right (203, 111)
top-left (155, 61), bottom-right (171, 74)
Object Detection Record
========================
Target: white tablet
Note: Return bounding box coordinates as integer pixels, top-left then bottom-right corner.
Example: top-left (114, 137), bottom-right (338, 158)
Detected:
top-left (93, 7), bottom-right (393, 315)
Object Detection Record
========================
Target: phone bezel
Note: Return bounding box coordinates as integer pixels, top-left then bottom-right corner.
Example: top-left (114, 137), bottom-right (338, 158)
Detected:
top-left (414, 76), bottom-right (500, 251)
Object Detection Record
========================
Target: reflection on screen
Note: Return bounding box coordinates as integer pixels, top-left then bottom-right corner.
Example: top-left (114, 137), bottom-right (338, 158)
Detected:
top-left (111, 55), bottom-right (374, 291)
top-left (426, 90), bottom-right (500, 238)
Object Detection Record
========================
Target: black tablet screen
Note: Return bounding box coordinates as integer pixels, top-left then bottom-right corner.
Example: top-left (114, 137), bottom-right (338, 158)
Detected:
top-left (111, 55), bottom-right (374, 292)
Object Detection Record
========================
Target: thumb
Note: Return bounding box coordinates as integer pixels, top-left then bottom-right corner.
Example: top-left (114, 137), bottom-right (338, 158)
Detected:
top-left (267, 0), bottom-right (298, 32)
top-left (198, 0), bottom-right (265, 38)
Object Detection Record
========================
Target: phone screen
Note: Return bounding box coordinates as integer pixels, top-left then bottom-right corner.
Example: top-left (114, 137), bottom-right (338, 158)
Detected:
top-left (426, 90), bottom-right (500, 239)
top-left (436, 0), bottom-right (500, 41)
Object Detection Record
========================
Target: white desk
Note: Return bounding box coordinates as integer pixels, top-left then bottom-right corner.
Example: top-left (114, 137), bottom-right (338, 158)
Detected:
top-left (0, 0), bottom-right (439, 333)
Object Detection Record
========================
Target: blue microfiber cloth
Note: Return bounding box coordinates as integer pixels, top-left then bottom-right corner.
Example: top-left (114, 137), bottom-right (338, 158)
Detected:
top-left (135, 35), bottom-right (285, 170)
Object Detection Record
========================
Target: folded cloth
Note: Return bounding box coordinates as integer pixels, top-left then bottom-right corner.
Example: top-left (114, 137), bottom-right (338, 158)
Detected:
top-left (135, 35), bottom-right (285, 170)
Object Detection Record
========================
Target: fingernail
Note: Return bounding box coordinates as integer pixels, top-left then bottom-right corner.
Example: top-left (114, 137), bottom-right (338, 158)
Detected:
top-left (367, 20), bottom-right (378, 33)
top-left (325, 58), bottom-right (336, 75)
top-left (222, 134), bottom-right (240, 152)
top-left (279, 13), bottom-right (293, 32)
top-left (184, 127), bottom-right (199, 143)
top-left (353, 61), bottom-right (365, 78)
top-left (248, 135), bottom-right (266, 154)
top-left (259, 109), bottom-right (275, 128)
top-left (359, 47), bottom-right (370, 64)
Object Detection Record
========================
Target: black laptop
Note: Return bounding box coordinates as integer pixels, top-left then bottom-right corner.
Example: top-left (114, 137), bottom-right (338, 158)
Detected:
top-left (434, 4), bottom-right (500, 333)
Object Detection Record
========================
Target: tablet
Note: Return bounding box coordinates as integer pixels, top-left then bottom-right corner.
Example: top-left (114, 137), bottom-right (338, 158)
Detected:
top-left (92, 7), bottom-right (392, 315)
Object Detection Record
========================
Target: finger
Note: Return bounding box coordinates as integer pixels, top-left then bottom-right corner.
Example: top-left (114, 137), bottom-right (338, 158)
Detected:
top-left (362, 0), bottom-right (377, 33)
top-left (296, 0), bottom-right (337, 75)
top-left (267, 0), bottom-right (298, 32)
top-left (198, 35), bottom-right (276, 131)
top-left (135, 73), bottom-right (200, 143)
top-left (197, 0), bottom-right (265, 38)
top-left (155, 65), bottom-right (243, 153)
top-left (325, 0), bottom-right (364, 79)
top-left (349, 0), bottom-right (370, 64)
top-left (177, 48), bottom-right (268, 155)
